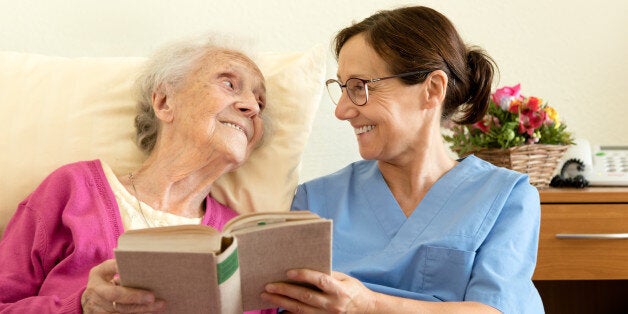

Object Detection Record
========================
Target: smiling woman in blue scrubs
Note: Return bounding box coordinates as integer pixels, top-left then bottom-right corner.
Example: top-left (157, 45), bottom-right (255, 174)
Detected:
top-left (261, 5), bottom-right (544, 314)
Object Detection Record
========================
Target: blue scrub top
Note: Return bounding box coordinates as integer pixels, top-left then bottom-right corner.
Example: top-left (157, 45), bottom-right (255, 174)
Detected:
top-left (291, 156), bottom-right (544, 313)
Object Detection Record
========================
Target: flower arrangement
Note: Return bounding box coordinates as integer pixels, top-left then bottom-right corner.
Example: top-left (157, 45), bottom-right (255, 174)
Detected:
top-left (444, 83), bottom-right (573, 155)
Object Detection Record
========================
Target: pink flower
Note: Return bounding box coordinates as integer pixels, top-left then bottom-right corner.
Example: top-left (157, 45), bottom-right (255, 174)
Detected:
top-left (518, 109), bottom-right (547, 136)
top-left (472, 115), bottom-right (500, 133)
top-left (526, 137), bottom-right (540, 144)
top-left (492, 84), bottom-right (522, 110)
top-left (472, 121), bottom-right (489, 133)
top-left (473, 119), bottom-right (491, 133)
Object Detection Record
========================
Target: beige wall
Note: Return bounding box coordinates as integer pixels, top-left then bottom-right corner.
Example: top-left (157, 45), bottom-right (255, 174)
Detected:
top-left (1, 0), bottom-right (626, 181)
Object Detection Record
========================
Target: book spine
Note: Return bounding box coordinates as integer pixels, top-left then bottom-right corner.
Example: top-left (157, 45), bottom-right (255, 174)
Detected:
top-left (217, 237), bottom-right (243, 314)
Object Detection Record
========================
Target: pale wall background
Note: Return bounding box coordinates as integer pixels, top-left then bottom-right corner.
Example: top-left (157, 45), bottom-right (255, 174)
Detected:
top-left (1, 0), bottom-right (627, 182)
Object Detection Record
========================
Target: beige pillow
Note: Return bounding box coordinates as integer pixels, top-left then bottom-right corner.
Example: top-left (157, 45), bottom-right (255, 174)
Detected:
top-left (0, 46), bottom-right (325, 235)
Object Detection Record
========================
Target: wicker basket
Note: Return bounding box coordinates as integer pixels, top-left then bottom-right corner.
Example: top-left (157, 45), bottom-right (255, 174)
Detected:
top-left (457, 144), bottom-right (570, 188)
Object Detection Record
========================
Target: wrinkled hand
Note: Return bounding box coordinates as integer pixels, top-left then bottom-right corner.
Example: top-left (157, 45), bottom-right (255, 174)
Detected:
top-left (261, 269), bottom-right (376, 314)
top-left (81, 259), bottom-right (166, 313)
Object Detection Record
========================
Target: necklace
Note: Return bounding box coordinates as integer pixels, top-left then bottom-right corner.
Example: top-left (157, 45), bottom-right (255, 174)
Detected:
top-left (128, 172), bottom-right (152, 228)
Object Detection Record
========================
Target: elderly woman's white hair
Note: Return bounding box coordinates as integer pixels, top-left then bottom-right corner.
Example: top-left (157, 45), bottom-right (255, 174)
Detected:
top-left (133, 33), bottom-right (268, 154)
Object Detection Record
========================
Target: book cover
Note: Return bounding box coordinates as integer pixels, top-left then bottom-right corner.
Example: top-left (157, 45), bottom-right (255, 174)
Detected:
top-left (115, 210), bottom-right (332, 313)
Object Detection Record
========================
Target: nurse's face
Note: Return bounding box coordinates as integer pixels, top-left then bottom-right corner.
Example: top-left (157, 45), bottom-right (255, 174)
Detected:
top-left (334, 34), bottom-right (427, 164)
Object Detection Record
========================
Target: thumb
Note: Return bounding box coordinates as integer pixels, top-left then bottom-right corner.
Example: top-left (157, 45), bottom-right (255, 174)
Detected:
top-left (91, 259), bottom-right (118, 282)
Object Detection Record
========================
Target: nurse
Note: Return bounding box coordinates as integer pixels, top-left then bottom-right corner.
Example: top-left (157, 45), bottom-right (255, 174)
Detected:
top-left (262, 5), bottom-right (544, 313)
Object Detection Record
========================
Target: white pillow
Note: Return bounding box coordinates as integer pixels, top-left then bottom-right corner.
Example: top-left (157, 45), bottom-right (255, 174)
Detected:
top-left (0, 46), bottom-right (325, 235)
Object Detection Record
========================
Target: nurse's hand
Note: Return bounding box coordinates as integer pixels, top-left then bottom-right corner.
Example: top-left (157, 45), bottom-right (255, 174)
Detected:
top-left (261, 269), bottom-right (377, 314)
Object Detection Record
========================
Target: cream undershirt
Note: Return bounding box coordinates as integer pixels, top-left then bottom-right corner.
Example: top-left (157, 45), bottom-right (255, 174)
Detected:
top-left (101, 161), bottom-right (202, 230)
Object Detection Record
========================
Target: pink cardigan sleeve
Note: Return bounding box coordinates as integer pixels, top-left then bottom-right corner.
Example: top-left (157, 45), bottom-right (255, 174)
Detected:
top-left (0, 160), bottom-right (119, 313)
top-left (0, 202), bottom-right (84, 313)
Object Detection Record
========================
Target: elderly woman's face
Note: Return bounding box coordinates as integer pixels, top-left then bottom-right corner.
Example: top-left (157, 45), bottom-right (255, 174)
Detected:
top-left (165, 50), bottom-right (266, 168)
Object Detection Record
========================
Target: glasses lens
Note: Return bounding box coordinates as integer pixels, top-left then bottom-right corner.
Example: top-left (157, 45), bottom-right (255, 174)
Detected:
top-left (346, 78), bottom-right (367, 106)
top-left (326, 79), bottom-right (343, 105)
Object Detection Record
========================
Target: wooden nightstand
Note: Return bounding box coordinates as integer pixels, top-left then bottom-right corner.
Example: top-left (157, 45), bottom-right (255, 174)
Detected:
top-left (534, 188), bottom-right (628, 313)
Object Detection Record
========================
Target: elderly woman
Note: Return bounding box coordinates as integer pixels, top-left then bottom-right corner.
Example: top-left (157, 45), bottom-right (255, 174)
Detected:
top-left (262, 6), bottom-right (544, 314)
top-left (0, 37), bottom-right (275, 314)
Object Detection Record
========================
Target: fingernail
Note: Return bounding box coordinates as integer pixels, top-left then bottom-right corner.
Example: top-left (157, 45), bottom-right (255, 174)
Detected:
top-left (265, 284), bottom-right (276, 292)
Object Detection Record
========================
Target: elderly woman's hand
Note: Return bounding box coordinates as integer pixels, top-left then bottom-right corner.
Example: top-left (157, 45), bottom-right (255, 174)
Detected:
top-left (261, 269), bottom-right (377, 314)
top-left (81, 259), bottom-right (166, 313)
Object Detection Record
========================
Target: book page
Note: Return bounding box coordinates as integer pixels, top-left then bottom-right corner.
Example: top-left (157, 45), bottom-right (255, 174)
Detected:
top-left (117, 224), bottom-right (222, 253)
top-left (222, 210), bottom-right (319, 234)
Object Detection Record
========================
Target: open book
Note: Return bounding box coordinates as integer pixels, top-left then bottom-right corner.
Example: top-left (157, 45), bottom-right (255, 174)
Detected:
top-left (114, 210), bottom-right (332, 313)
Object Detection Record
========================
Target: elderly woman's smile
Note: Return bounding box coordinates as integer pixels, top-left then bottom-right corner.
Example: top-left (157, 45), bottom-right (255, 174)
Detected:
top-left (220, 120), bottom-right (249, 140)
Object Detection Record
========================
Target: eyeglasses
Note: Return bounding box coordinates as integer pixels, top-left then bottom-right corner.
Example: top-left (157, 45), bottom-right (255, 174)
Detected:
top-left (325, 70), bottom-right (429, 106)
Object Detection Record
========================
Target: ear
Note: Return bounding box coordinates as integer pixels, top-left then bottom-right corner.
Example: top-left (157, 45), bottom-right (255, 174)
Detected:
top-left (422, 70), bottom-right (448, 109)
top-left (152, 86), bottom-right (174, 123)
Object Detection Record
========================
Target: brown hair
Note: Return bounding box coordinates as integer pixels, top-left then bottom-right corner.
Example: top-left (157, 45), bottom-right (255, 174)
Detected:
top-left (333, 6), bottom-right (496, 124)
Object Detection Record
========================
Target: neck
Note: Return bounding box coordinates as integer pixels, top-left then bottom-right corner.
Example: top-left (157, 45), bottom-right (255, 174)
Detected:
top-left (378, 137), bottom-right (457, 217)
top-left (123, 148), bottom-right (234, 219)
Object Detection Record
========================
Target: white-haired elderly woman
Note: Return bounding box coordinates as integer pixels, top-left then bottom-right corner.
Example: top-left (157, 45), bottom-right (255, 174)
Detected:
top-left (0, 37), bottom-right (276, 314)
